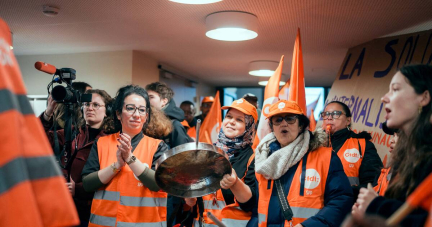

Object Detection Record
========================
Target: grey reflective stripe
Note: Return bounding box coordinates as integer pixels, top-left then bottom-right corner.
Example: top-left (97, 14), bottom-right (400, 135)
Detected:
top-left (0, 156), bottom-right (61, 194)
top-left (348, 177), bottom-right (360, 186)
top-left (258, 213), bottom-right (266, 224)
top-left (89, 213), bottom-right (116, 227)
top-left (203, 200), bottom-right (226, 210)
top-left (120, 196), bottom-right (167, 207)
top-left (291, 206), bottom-right (321, 219)
top-left (94, 190), bottom-right (120, 201)
top-left (117, 221), bottom-right (167, 227)
top-left (0, 89), bottom-right (34, 115)
top-left (222, 218), bottom-right (249, 226)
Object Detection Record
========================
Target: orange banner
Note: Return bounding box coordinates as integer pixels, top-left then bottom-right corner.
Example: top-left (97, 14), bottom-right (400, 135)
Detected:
top-left (198, 91), bottom-right (221, 144)
top-left (252, 56), bottom-right (284, 149)
top-left (288, 28), bottom-right (307, 115)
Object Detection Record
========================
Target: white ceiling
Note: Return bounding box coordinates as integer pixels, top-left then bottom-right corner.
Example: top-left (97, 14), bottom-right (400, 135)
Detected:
top-left (1, 0), bottom-right (432, 87)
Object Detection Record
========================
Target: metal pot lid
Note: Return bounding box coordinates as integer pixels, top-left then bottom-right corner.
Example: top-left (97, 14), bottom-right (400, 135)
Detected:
top-left (155, 142), bottom-right (231, 198)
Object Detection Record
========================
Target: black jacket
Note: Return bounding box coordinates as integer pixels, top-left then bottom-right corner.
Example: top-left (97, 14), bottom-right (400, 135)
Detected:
top-left (223, 145), bottom-right (256, 212)
top-left (162, 99), bottom-right (192, 148)
top-left (331, 128), bottom-right (383, 198)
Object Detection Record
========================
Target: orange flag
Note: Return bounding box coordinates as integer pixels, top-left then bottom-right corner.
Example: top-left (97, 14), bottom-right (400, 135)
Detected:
top-left (252, 56), bottom-right (284, 149)
top-left (278, 80), bottom-right (290, 100)
top-left (309, 109), bottom-right (316, 131)
top-left (0, 19), bottom-right (79, 226)
top-left (198, 91), bottom-right (221, 144)
top-left (288, 28), bottom-right (307, 115)
top-left (407, 172), bottom-right (432, 211)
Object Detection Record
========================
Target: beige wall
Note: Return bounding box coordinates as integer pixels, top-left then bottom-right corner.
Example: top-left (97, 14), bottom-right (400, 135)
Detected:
top-left (132, 51), bottom-right (159, 88)
top-left (17, 50), bottom-right (133, 97)
top-left (17, 50), bottom-right (215, 112)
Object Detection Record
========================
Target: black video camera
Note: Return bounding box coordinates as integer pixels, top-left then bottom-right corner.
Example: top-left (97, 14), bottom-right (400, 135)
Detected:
top-left (50, 68), bottom-right (92, 103)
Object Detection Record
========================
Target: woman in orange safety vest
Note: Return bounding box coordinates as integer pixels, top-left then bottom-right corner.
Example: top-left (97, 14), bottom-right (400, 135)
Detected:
top-left (321, 101), bottom-right (383, 197)
top-left (245, 100), bottom-right (353, 226)
top-left (82, 85), bottom-right (171, 227)
top-left (373, 121), bottom-right (398, 196)
top-left (194, 98), bottom-right (258, 227)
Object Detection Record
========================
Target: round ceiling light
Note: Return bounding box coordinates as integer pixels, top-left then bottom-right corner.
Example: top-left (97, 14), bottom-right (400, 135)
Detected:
top-left (258, 81), bottom-right (286, 86)
top-left (169, 0), bottom-right (222, 4)
top-left (249, 61), bottom-right (279, 77)
top-left (206, 11), bottom-right (258, 41)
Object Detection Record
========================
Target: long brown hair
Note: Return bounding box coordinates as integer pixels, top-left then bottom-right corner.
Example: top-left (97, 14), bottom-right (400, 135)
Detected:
top-left (144, 106), bottom-right (172, 139)
top-left (385, 65), bottom-right (432, 199)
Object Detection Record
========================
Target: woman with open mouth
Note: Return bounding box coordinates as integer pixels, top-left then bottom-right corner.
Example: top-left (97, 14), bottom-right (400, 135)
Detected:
top-left (249, 100), bottom-right (353, 226)
top-left (352, 64), bottom-right (432, 227)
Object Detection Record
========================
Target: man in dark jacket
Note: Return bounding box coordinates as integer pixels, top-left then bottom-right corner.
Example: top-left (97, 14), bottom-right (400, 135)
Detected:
top-left (145, 82), bottom-right (191, 147)
top-left (145, 82), bottom-right (193, 226)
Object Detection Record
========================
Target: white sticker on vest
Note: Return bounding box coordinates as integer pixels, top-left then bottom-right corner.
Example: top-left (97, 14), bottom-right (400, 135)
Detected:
top-left (344, 148), bottom-right (361, 163)
top-left (300, 169), bottom-right (321, 189)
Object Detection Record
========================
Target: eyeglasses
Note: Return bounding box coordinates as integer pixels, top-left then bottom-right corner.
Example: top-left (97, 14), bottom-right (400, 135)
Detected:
top-left (320, 111), bottom-right (345, 120)
top-left (271, 115), bottom-right (298, 126)
top-left (125, 104), bottom-right (147, 116)
top-left (83, 102), bottom-right (105, 110)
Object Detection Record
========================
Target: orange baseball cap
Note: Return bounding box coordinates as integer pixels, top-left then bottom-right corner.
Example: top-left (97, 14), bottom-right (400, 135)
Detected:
top-left (222, 98), bottom-right (258, 122)
top-left (267, 100), bottom-right (304, 118)
top-left (201, 96), bottom-right (215, 104)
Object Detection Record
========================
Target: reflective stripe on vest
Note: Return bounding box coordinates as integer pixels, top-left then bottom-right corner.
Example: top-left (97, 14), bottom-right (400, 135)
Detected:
top-left (90, 213), bottom-right (116, 227)
top-left (90, 215), bottom-right (167, 227)
top-left (90, 133), bottom-right (167, 226)
top-left (336, 138), bottom-right (366, 186)
top-left (256, 147), bottom-right (332, 227)
top-left (120, 196), bottom-right (167, 207)
top-left (348, 177), bottom-right (360, 186)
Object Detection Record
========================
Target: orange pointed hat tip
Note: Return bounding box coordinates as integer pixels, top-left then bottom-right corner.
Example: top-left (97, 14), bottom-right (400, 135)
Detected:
top-left (201, 96), bottom-right (215, 104)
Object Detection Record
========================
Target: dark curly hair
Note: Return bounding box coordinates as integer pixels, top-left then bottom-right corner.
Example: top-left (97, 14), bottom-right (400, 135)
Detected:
top-left (107, 85), bottom-right (152, 133)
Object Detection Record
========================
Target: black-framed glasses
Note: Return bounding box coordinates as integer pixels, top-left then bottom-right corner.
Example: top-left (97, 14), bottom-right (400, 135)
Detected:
top-left (125, 104), bottom-right (147, 116)
top-left (320, 111), bottom-right (345, 120)
top-left (83, 102), bottom-right (105, 110)
top-left (271, 115), bottom-right (298, 126)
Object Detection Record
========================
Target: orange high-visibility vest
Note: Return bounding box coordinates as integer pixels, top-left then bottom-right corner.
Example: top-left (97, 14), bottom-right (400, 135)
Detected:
top-left (89, 133), bottom-right (167, 227)
top-left (0, 19), bottom-right (79, 227)
top-left (195, 153), bottom-right (255, 226)
top-left (188, 126), bottom-right (196, 141)
top-left (336, 138), bottom-right (366, 186)
top-left (220, 154), bottom-right (255, 226)
top-left (257, 147), bottom-right (332, 226)
top-left (374, 167), bottom-right (391, 196)
top-left (194, 189), bottom-right (226, 227)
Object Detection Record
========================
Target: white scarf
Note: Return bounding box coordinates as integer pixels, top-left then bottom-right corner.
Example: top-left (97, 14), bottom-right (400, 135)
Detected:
top-left (255, 131), bottom-right (310, 180)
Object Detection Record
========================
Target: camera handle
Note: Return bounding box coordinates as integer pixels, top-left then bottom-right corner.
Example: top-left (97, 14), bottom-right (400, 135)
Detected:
top-left (63, 103), bottom-right (74, 183)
